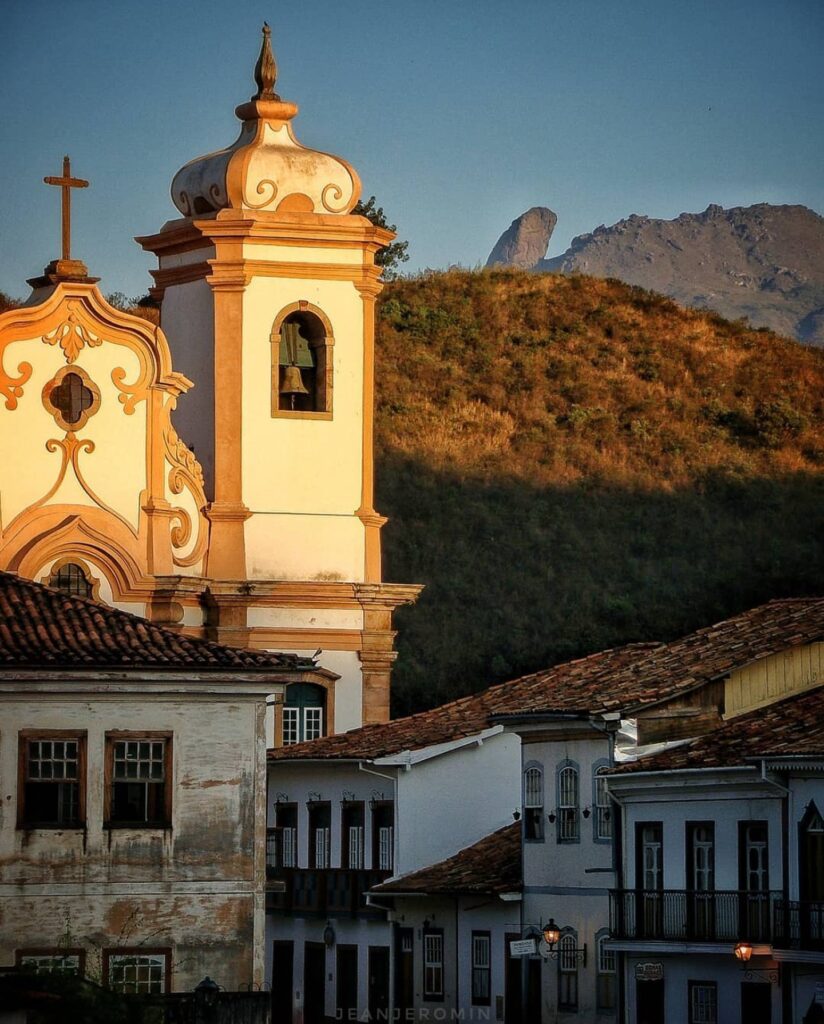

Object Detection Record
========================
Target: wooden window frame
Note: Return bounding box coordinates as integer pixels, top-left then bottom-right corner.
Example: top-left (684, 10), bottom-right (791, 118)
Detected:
top-left (422, 928), bottom-right (445, 1002)
top-left (371, 801), bottom-right (395, 872)
top-left (342, 801), bottom-right (365, 870)
top-left (557, 931), bottom-right (579, 1011)
top-left (557, 760), bottom-right (581, 844)
top-left (104, 731), bottom-right (173, 829)
top-left (688, 980), bottom-right (718, 1024)
top-left (17, 730), bottom-right (87, 830)
top-left (471, 930), bottom-right (491, 1007)
top-left (16, 947), bottom-right (86, 976)
top-left (592, 761), bottom-right (613, 843)
top-left (595, 930), bottom-right (617, 1013)
top-left (523, 763), bottom-right (544, 843)
top-left (102, 947), bottom-right (171, 994)
top-left (308, 801), bottom-right (332, 870)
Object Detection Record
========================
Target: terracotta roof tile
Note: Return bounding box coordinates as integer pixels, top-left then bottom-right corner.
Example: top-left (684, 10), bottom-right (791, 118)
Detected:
top-left (270, 597), bottom-right (823, 762)
top-left (611, 684), bottom-right (824, 774)
top-left (0, 571), bottom-right (314, 673)
top-left (372, 823), bottom-right (521, 896)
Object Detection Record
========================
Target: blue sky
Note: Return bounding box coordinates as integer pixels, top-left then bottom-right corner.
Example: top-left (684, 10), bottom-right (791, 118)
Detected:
top-left (1, 0), bottom-right (822, 299)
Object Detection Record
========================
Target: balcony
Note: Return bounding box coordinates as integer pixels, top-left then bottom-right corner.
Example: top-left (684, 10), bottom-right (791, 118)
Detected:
top-left (610, 890), bottom-right (780, 943)
top-left (266, 867), bottom-right (391, 916)
top-left (774, 900), bottom-right (824, 951)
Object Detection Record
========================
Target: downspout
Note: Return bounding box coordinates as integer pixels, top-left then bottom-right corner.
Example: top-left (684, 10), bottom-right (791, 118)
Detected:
top-left (607, 785), bottom-right (628, 1024)
top-left (455, 896), bottom-right (460, 1014)
top-left (759, 761), bottom-right (792, 1024)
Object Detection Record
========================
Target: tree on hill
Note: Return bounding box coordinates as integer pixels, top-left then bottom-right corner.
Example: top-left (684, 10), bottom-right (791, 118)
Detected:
top-left (353, 196), bottom-right (410, 280)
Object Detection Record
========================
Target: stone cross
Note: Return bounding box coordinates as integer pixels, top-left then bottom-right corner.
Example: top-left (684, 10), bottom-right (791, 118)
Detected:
top-left (44, 156), bottom-right (89, 262)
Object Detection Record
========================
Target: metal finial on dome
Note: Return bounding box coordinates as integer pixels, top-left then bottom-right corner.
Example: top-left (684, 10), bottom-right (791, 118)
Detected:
top-left (253, 22), bottom-right (279, 101)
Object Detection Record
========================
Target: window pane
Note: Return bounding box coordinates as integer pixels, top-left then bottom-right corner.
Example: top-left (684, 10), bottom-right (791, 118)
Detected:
top-left (20, 954), bottom-right (81, 976)
top-left (524, 768), bottom-right (543, 808)
top-left (108, 954), bottom-right (166, 995)
top-left (283, 708), bottom-right (299, 745)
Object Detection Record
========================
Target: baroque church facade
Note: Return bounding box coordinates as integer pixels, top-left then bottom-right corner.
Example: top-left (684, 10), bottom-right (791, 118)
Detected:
top-left (0, 25), bottom-right (420, 746)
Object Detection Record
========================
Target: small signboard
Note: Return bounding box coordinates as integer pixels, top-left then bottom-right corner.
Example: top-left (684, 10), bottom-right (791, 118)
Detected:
top-left (815, 982), bottom-right (824, 1006)
top-left (635, 962), bottom-right (664, 981)
top-left (509, 939), bottom-right (536, 957)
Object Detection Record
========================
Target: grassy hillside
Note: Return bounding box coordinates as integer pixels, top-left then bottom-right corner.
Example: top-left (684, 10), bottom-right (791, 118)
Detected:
top-left (373, 270), bottom-right (824, 715)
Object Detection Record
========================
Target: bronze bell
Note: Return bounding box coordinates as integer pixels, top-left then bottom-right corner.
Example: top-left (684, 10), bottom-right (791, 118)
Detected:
top-left (280, 365), bottom-right (309, 395)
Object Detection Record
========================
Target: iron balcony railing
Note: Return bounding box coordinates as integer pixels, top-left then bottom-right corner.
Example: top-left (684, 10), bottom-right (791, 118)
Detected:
top-left (610, 889), bottom-right (781, 943)
top-left (266, 867), bottom-right (391, 916)
top-left (774, 900), bottom-right (824, 951)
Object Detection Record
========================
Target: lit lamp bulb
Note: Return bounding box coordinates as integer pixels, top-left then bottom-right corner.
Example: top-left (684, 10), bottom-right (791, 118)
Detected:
top-left (734, 941), bottom-right (753, 962)
top-left (542, 919), bottom-right (561, 947)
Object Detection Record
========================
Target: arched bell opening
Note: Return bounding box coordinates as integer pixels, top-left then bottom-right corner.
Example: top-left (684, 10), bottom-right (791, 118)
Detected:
top-left (271, 304), bottom-right (334, 418)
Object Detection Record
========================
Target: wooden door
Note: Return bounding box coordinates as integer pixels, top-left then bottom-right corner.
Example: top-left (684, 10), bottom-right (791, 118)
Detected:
top-left (337, 945), bottom-right (358, 1018)
top-left (741, 982), bottom-right (771, 1024)
top-left (272, 940), bottom-right (294, 1024)
top-left (636, 979), bottom-right (665, 1024)
top-left (395, 927), bottom-right (414, 1013)
top-left (304, 942), bottom-right (326, 1024)
top-left (504, 933), bottom-right (520, 1024)
top-left (368, 946), bottom-right (390, 1020)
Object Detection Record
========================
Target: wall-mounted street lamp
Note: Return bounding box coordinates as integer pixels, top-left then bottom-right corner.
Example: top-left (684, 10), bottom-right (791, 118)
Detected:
top-left (323, 921), bottom-right (336, 948)
top-left (531, 919), bottom-right (587, 965)
top-left (732, 942), bottom-right (779, 984)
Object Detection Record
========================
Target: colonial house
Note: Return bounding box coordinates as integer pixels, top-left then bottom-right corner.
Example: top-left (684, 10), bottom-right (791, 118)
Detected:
top-left (265, 696), bottom-right (522, 1022)
top-left (498, 596), bottom-right (824, 1024)
top-left (0, 570), bottom-right (333, 993)
top-left (264, 597), bottom-right (824, 1023)
top-left (607, 684), bottom-right (824, 1024)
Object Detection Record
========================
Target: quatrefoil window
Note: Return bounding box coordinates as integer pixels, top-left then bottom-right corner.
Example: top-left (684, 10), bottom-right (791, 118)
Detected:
top-left (42, 366), bottom-right (101, 432)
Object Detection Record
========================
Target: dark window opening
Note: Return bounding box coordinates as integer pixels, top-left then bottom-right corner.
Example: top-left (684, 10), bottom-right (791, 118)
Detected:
top-left (372, 803), bottom-right (394, 872)
top-left (21, 737), bottom-right (83, 827)
top-left (107, 737), bottom-right (171, 827)
top-left (50, 562), bottom-right (93, 599)
top-left (309, 802), bottom-right (331, 869)
top-left (49, 372), bottom-right (94, 425)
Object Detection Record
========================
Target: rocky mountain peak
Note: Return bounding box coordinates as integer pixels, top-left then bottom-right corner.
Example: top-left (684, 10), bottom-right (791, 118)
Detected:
top-left (487, 202), bottom-right (824, 345)
top-left (486, 207), bottom-right (557, 270)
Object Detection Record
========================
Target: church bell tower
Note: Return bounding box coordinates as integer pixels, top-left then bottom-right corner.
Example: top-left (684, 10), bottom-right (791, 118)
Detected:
top-left (138, 26), bottom-right (421, 733)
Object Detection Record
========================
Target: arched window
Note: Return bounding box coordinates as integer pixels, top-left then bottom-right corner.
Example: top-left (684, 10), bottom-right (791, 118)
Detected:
top-left (272, 307), bottom-right (333, 417)
top-left (523, 765), bottom-right (544, 841)
top-left (281, 683), bottom-right (327, 745)
top-left (557, 762), bottom-right (580, 842)
top-left (47, 559), bottom-right (97, 601)
top-left (557, 932), bottom-right (579, 1011)
top-left (595, 930), bottom-right (616, 1012)
top-left (593, 763), bottom-right (612, 841)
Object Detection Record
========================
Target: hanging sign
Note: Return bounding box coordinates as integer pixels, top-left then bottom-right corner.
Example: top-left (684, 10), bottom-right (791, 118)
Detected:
top-left (635, 962), bottom-right (664, 981)
top-left (509, 939), bottom-right (536, 957)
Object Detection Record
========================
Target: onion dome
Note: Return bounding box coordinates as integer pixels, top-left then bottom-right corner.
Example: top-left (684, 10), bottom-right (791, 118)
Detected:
top-left (170, 24), bottom-right (361, 217)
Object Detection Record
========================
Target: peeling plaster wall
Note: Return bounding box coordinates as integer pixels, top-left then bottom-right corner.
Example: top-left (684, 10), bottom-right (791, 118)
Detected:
top-left (0, 691), bottom-right (268, 991)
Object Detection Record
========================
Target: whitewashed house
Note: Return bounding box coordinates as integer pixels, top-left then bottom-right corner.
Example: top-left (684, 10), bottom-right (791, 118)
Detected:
top-left (607, 683), bottom-right (824, 1024)
top-left (265, 681), bottom-right (525, 1021)
top-left (497, 597), bottom-right (824, 1024)
top-left (266, 596), bottom-right (824, 1023)
top-left (0, 570), bottom-right (333, 994)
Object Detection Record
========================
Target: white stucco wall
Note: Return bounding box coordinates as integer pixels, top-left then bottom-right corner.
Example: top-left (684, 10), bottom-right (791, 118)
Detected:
top-left (394, 731), bottom-right (521, 876)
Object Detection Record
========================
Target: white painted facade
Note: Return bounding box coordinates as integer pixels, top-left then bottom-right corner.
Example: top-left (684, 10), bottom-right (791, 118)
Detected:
top-left (501, 716), bottom-right (621, 1024)
top-left (608, 763), bottom-right (824, 1024)
top-left (265, 728), bottom-right (521, 1021)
